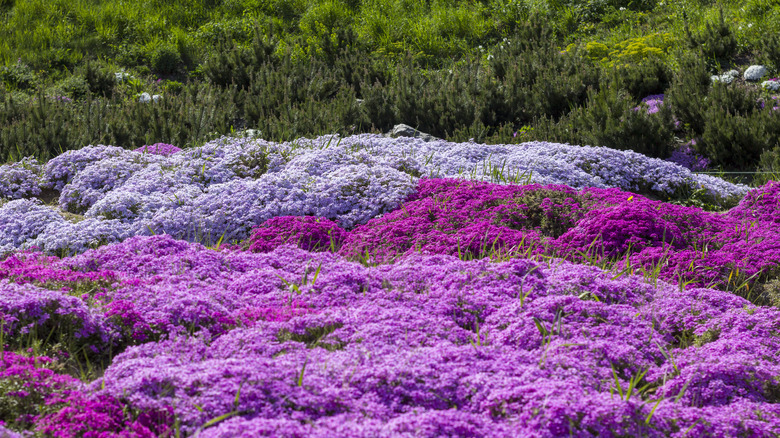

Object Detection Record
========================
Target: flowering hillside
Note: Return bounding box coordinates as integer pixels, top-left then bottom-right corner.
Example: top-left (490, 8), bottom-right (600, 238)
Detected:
top-left (0, 136), bottom-right (779, 437)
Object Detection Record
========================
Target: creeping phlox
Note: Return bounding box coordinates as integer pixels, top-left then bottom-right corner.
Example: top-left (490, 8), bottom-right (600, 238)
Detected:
top-left (0, 136), bottom-right (775, 437)
top-left (0, 235), bottom-right (778, 436)
top-left (0, 135), bottom-right (748, 256)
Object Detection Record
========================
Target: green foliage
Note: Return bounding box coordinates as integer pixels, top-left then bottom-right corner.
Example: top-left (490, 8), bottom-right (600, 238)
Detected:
top-left (150, 44), bottom-right (183, 75)
top-left (684, 8), bottom-right (738, 63)
top-left (0, 0), bottom-right (775, 177)
top-left (760, 32), bottom-right (780, 70)
top-left (700, 104), bottom-right (771, 170)
top-left (201, 27), bottom-right (279, 88)
top-left (532, 84), bottom-right (676, 160)
top-left (668, 60), bottom-right (777, 170)
top-left (0, 86), bottom-right (237, 162)
top-left (0, 60), bottom-right (36, 90)
top-left (755, 145), bottom-right (780, 186)
top-left (612, 56), bottom-right (670, 99)
top-left (80, 61), bottom-right (116, 97)
top-left (57, 75), bottom-right (90, 100)
top-left (665, 52), bottom-right (711, 135)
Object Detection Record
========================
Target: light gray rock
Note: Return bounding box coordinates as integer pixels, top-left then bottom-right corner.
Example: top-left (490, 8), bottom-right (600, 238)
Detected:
top-left (386, 124), bottom-right (439, 142)
top-left (725, 69), bottom-right (739, 78)
top-left (744, 65), bottom-right (768, 81)
top-left (239, 129), bottom-right (263, 138)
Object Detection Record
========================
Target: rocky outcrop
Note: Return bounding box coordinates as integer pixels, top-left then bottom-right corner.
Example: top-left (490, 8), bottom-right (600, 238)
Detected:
top-left (385, 124), bottom-right (439, 142)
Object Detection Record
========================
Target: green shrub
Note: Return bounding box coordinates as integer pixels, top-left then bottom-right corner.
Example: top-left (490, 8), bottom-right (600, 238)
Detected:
top-left (0, 85), bottom-right (238, 162)
top-left (684, 8), bottom-right (738, 63)
top-left (756, 145), bottom-right (780, 186)
top-left (488, 24), bottom-right (600, 125)
top-left (115, 43), bottom-right (149, 68)
top-left (760, 32), bottom-right (780, 70)
top-left (151, 44), bottom-right (183, 75)
top-left (358, 79), bottom-right (397, 133)
top-left (700, 105), bottom-right (771, 169)
top-left (201, 27), bottom-right (279, 88)
top-left (611, 56), bottom-right (671, 99)
top-left (58, 76), bottom-right (90, 99)
top-left (666, 52), bottom-right (711, 135)
top-left (709, 81), bottom-right (762, 116)
top-left (80, 61), bottom-right (116, 97)
top-left (161, 80), bottom-right (184, 95)
top-left (532, 84), bottom-right (676, 159)
top-left (0, 60), bottom-right (36, 90)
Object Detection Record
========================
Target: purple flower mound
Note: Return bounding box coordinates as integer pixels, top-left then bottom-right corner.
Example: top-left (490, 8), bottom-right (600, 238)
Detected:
top-left (339, 179), bottom-right (582, 262)
top-left (553, 197), bottom-right (686, 257)
top-left (322, 179), bottom-right (780, 295)
top-left (0, 352), bottom-right (78, 430)
top-left (0, 279), bottom-right (109, 350)
top-left (41, 145), bottom-right (128, 192)
top-left (0, 425), bottom-right (24, 438)
top-left (668, 139), bottom-right (710, 172)
top-left (0, 135), bottom-right (752, 256)
top-left (0, 250), bottom-right (117, 287)
top-left (0, 199), bottom-right (66, 254)
top-left (0, 157), bottom-right (42, 200)
top-left (36, 235), bottom-right (773, 437)
top-left (727, 180), bottom-right (780, 224)
top-left (634, 94), bottom-right (665, 115)
top-left (58, 154), bottom-right (165, 214)
top-left (247, 216), bottom-right (347, 253)
top-left (36, 392), bottom-right (173, 438)
top-left (134, 143), bottom-right (181, 156)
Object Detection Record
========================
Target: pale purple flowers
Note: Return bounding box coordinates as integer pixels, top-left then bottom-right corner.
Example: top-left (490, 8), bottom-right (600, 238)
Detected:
top-left (0, 157), bottom-right (42, 200)
top-left (635, 94), bottom-right (665, 115)
top-left (134, 143), bottom-right (181, 156)
top-left (668, 139), bottom-right (710, 172)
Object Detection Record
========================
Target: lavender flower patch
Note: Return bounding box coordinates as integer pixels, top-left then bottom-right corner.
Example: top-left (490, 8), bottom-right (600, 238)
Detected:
top-left (668, 139), bottom-right (710, 172)
top-left (12, 235), bottom-right (772, 436)
top-left (135, 142), bottom-right (181, 156)
top-left (41, 145), bottom-right (128, 191)
top-left (0, 279), bottom-right (108, 350)
top-left (288, 134), bottom-right (747, 203)
top-left (0, 199), bottom-right (66, 254)
top-left (634, 94), bottom-right (665, 115)
top-left (58, 153), bottom-right (167, 214)
top-left (31, 218), bottom-right (135, 257)
top-left (0, 157), bottom-right (42, 200)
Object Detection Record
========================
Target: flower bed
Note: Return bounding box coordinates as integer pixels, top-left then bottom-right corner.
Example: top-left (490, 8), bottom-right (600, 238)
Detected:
top-left (0, 136), bottom-right (777, 436)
